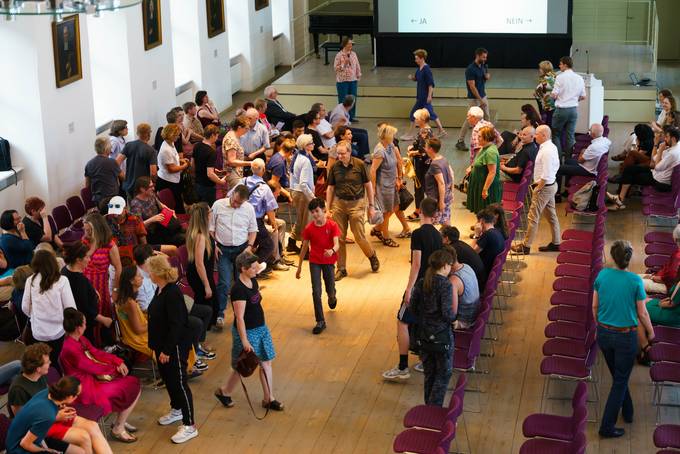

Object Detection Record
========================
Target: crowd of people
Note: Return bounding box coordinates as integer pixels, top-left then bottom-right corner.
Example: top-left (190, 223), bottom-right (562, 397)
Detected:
top-left (1, 44), bottom-right (680, 451)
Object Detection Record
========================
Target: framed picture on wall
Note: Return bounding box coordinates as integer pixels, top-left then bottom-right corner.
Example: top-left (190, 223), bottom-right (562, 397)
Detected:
top-left (51, 15), bottom-right (82, 88)
top-left (255, 0), bottom-right (269, 11)
top-left (142, 0), bottom-right (162, 50)
top-left (206, 0), bottom-right (225, 38)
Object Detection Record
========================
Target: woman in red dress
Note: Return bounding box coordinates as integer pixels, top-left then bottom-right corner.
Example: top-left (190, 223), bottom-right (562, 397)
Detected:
top-left (82, 212), bottom-right (122, 346)
top-left (60, 308), bottom-right (141, 443)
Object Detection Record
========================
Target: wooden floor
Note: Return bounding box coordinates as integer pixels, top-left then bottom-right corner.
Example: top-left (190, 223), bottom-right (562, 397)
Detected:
top-left (3, 118), bottom-right (679, 453)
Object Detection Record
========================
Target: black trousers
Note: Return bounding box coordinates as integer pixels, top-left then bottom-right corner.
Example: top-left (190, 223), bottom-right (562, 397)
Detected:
top-left (155, 177), bottom-right (186, 214)
top-left (156, 343), bottom-right (194, 426)
top-left (414, 157), bottom-right (429, 209)
top-left (189, 304), bottom-right (212, 345)
top-left (310, 263), bottom-right (335, 322)
top-left (256, 218), bottom-right (275, 265)
top-left (195, 183), bottom-right (216, 207)
top-left (620, 165), bottom-right (672, 192)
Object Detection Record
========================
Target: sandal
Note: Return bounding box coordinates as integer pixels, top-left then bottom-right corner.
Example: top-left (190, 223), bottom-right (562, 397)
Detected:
top-left (124, 422), bottom-right (138, 433)
top-left (637, 343), bottom-right (652, 366)
top-left (370, 228), bottom-right (385, 241)
top-left (382, 237), bottom-right (400, 248)
top-left (345, 236), bottom-right (355, 244)
top-left (396, 230), bottom-right (412, 239)
top-left (111, 430), bottom-right (137, 443)
top-left (407, 213), bottom-right (420, 222)
top-left (262, 399), bottom-right (285, 411)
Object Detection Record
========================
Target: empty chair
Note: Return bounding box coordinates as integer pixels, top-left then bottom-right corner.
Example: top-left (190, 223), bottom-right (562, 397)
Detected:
top-left (80, 186), bottom-right (96, 210)
top-left (654, 424), bottom-right (680, 451)
top-left (403, 375), bottom-right (467, 430)
top-left (66, 196), bottom-right (86, 223)
top-left (519, 431), bottom-right (586, 454)
top-left (51, 205), bottom-right (73, 232)
top-left (523, 382), bottom-right (587, 441)
top-left (393, 420), bottom-right (456, 454)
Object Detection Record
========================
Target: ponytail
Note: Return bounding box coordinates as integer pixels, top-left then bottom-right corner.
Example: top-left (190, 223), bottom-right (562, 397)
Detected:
top-left (423, 249), bottom-right (454, 294)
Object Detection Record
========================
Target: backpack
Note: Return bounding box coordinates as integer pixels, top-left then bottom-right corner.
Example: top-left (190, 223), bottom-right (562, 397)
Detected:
top-left (0, 137), bottom-right (10, 171)
top-left (571, 181), bottom-right (596, 211)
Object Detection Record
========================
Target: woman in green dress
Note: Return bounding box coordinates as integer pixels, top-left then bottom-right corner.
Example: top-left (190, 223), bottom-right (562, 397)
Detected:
top-left (646, 282), bottom-right (680, 327)
top-left (466, 126), bottom-right (502, 213)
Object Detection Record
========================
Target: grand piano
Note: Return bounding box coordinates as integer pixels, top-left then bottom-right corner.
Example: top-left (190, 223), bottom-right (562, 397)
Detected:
top-left (308, 1), bottom-right (374, 58)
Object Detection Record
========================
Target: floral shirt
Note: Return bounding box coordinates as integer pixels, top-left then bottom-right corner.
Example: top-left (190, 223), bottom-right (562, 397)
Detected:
top-left (129, 195), bottom-right (161, 221)
top-left (535, 71), bottom-right (556, 111)
top-left (334, 50), bottom-right (361, 83)
top-left (222, 131), bottom-right (245, 180)
top-left (470, 120), bottom-right (503, 164)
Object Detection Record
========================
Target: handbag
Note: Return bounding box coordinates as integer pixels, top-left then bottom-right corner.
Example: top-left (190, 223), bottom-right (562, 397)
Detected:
top-left (398, 186), bottom-right (414, 212)
top-left (402, 157), bottom-right (416, 180)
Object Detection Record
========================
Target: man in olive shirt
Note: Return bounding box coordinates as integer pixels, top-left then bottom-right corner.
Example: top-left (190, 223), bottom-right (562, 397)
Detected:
top-left (326, 141), bottom-right (379, 280)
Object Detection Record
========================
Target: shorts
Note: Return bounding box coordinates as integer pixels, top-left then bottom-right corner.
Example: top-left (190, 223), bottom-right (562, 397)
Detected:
top-left (397, 301), bottom-right (417, 324)
top-left (46, 419), bottom-right (74, 440)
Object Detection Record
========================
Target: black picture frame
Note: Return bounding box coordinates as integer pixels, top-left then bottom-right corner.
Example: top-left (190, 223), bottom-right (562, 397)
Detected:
top-left (206, 0), bottom-right (225, 38)
top-left (255, 0), bottom-right (269, 11)
top-left (52, 15), bottom-right (83, 88)
top-left (142, 0), bottom-right (162, 50)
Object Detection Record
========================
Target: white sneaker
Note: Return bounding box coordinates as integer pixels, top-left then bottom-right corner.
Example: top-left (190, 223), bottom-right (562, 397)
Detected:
top-left (382, 366), bottom-right (411, 381)
top-left (216, 317), bottom-right (225, 329)
top-left (158, 408), bottom-right (183, 426)
top-left (171, 425), bottom-right (198, 444)
top-left (413, 362), bottom-right (424, 373)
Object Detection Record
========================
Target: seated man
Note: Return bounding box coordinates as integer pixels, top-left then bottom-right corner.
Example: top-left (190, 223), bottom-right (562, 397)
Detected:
top-left (266, 181), bottom-right (295, 267)
top-left (8, 343), bottom-right (113, 454)
top-left (499, 126), bottom-right (538, 182)
top-left (264, 85), bottom-right (302, 132)
top-left (328, 95), bottom-right (370, 157)
top-left (440, 225), bottom-right (487, 292)
top-left (556, 123), bottom-right (611, 198)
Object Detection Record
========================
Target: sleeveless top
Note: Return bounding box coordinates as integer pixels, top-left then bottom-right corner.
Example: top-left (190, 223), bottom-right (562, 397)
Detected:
top-left (116, 300), bottom-right (152, 358)
top-left (452, 263), bottom-right (480, 325)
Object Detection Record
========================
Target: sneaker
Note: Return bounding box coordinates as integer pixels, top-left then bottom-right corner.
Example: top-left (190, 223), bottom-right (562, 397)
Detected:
top-left (214, 390), bottom-right (234, 407)
top-left (335, 269), bottom-right (348, 281)
top-left (538, 242), bottom-right (561, 252)
top-left (193, 360), bottom-right (209, 371)
top-left (511, 244), bottom-right (530, 255)
top-left (369, 253), bottom-right (380, 272)
top-left (413, 362), bottom-right (424, 373)
top-left (312, 321), bottom-right (326, 335)
top-left (455, 140), bottom-right (468, 151)
top-left (197, 346), bottom-right (216, 360)
top-left (382, 366), bottom-right (410, 381)
top-left (328, 297), bottom-right (337, 310)
top-left (171, 425), bottom-right (198, 444)
top-left (273, 261), bottom-right (289, 271)
top-left (215, 317), bottom-right (225, 330)
top-left (187, 369), bottom-right (203, 380)
top-left (281, 257), bottom-right (295, 266)
top-left (158, 408), bottom-right (183, 426)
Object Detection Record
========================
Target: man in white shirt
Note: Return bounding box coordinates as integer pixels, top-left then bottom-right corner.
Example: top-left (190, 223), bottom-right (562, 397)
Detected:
top-left (550, 56), bottom-right (586, 160)
top-left (311, 103), bottom-right (337, 150)
top-left (512, 125), bottom-right (562, 254)
top-left (209, 185), bottom-right (258, 328)
top-left (555, 123), bottom-right (611, 197)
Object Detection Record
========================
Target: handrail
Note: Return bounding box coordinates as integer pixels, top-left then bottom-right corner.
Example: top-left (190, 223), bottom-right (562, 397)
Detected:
top-left (289, 1), bottom-right (331, 67)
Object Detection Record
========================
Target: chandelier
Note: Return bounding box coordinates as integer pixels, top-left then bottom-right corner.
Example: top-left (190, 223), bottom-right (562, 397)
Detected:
top-left (1, 0), bottom-right (142, 18)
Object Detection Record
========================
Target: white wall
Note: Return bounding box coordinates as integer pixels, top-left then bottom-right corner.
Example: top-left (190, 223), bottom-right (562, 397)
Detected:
top-left (226, 0), bottom-right (248, 59)
top-left (0, 15), bottom-right (96, 209)
top-left (271, 0), bottom-right (293, 66)
top-left (87, 12), bottom-right (134, 129)
top-left (170, 0), bottom-right (202, 87)
top-left (196, 0), bottom-right (232, 111)
top-left (247, 1), bottom-right (275, 90)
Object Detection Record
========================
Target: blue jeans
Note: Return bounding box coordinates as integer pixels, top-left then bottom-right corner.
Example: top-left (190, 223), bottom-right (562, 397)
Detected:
top-left (216, 242), bottom-right (248, 318)
top-left (336, 80), bottom-right (358, 120)
top-left (420, 346), bottom-right (453, 406)
top-left (310, 263), bottom-right (336, 322)
top-left (551, 106), bottom-right (578, 160)
top-left (0, 360), bottom-right (20, 386)
top-left (350, 127), bottom-right (370, 157)
top-left (596, 326), bottom-right (637, 433)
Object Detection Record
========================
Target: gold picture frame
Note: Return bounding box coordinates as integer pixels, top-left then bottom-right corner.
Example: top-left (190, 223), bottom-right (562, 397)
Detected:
top-left (52, 15), bottom-right (83, 88)
top-left (206, 0), bottom-right (225, 38)
top-left (142, 0), bottom-right (162, 50)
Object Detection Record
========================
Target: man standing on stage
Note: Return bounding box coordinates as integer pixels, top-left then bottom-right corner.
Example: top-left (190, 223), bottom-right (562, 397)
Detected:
top-left (456, 48), bottom-right (490, 151)
top-left (402, 49), bottom-right (446, 140)
top-left (550, 56), bottom-right (586, 161)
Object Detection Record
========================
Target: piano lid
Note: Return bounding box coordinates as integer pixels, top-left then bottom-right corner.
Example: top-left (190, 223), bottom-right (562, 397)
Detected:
top-left (310, 1), bottom-right (372, 16)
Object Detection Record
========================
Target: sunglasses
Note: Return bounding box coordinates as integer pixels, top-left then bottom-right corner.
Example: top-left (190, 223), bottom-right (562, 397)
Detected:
top-left (108, 203), bottom-right (123, 210)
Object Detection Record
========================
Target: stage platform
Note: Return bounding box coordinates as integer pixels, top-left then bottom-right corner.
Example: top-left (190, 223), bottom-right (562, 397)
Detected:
top-left (272, 42), bottom-right (656, 126)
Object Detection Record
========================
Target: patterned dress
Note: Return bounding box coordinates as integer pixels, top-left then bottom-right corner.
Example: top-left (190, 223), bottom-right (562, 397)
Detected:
top-left (82, 238), bottom-right (115, 346)
top-left (222, 131), bottom-right (245, 190)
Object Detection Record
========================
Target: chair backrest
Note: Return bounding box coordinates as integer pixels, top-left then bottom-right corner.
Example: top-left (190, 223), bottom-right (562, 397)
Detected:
top-left (52, 205), bottom-right (73, 231)
top-left (452, 374), bottom-right (468, 406)
top-left (467, 320), bottom-right (486, 359)
top-left (66, 196), bottom-right (86, 221)
top-left (572, 381), bottom-right (588, 410)
top-left (80, 186), bottom-right (96, 210)
top-left (571, 402), bottom-right (588, 437)
top-left (46, 366), bottom-right (62, 385)
top-left (437, 420), bottom-right (457, 452)
top-left (0, 414), bottom-right (10, 451)
top-left (47, 215), bottom-right (58, 236)
top-left (157, 188), bottom-right (175, 209)
top-left (176, 245), bottom-right (189, 278)
top-left (571, 431), bottom-right (587, 454)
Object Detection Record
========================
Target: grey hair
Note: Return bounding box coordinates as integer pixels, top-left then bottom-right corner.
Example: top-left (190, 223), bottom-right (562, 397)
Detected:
top-left (263, 85), bottom-right (277, 98)
top-left (610, 240), bottom-right (633, 269)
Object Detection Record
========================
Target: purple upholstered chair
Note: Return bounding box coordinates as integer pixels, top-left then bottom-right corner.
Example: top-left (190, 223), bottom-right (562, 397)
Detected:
top-left (651, 362), bottom-right (680, 423)
top-left (550, 290), bottom-right (591, 309)
top-left (650, 343), bottom-right (680, 363)
top-left (646, 231), bottom-right (675, 245)
top-left (393, 420), bottom-right (456, 454)
top-left (403, 375), bottom-right (467, 430)
top-left (544, 320), bottom-right (592, 341)
top-left (51, 205), bottom-right (73, 232)
top-left (547, 305), bottom-right (589, 324)
top-left (654, 424), bottom-right (680, 451)
top-left (542, 331), bottom-right (594, 360)
top-left (65, 196), bottom-right (86, 224)
top-left (523, 381), bottom-right (587, 441)
top-left (646, 243), bottom-right (677, 257)
top-left (646, 254), bottom-right (673, 273)
top-left (654, 326), bottom-right (680, 345)
top-left (80, 186), bottom-right (96, 210)
top-left (519, 431), bottom-right (586, 454)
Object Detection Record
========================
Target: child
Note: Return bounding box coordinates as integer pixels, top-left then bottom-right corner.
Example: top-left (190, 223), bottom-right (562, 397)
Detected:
top-left (295, 198), bottom-right (341, 334)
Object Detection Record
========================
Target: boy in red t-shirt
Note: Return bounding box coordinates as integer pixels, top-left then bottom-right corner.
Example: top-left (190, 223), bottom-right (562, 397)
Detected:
top-left (296, 198), bottom-right (341, 334)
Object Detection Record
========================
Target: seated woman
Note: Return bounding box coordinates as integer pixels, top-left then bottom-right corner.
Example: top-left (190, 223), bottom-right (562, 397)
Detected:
top-left (5, 376), bottom-right (83, 454)
top-left (8, 343), bottom-right (112, 454)
top-left (652, 94), bottom-right (677, 134)
top-left (0, 249), bottom-right (13, 303)
top-left (129, 176), bottom-right (185, 246)
top-left (611, 123), bottom-right (655, 168)
top-left (646, 282), bottom-right (680, 329)
top-left (22, 197), bottom-right (63, 250)
top-left (608, 126), bottom-right (680, 210)
top-left (59, 308), bottom-right (141, 443)
top-left (639, 224), bottom-right (680, 295)
top-left (195, 90), bottom-right (221, 128)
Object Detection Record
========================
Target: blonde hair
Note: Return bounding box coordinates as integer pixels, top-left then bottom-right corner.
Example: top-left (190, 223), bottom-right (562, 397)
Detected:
top-left (378, 124), bottom-right (397, 142)
top-left (413, 108), bottom-right (430, 123)
top-left (539, 60), bottom-right (554, 75)
top-left (413, 49), bottom-right (428, 59)
top-left (186, 203), bottom-right (212, 263)
top-left (146, 255), bottom-right (178, 283)
top-left (161, 123), bottom-right (181, 142)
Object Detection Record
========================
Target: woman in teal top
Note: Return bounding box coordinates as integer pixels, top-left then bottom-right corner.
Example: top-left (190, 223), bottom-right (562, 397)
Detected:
top-left (646, 282), bottom-right (680, 327)
top-left (593, 240), bottom-right (654, 439)
top-left (466, 126), bottom-right (502, 213)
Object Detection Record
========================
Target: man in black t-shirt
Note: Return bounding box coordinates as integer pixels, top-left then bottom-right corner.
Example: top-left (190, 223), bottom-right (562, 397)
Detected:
top-left (382, 198), bottom-right (442, 382)
top-left (472, 209), bottom-right (506, 274)
top-left (84, 137), bottom-right (124, 204)
top-left (116, 123), bottom-right (158, 198)
top-left (440, 225), bottom-right (487, 292)
top-left (500, 126), bottom-right (538, 183)
top-left (192, 125), bottom-right (225, 206)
